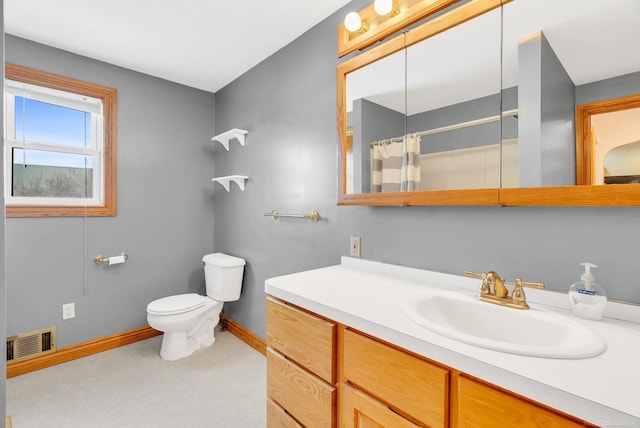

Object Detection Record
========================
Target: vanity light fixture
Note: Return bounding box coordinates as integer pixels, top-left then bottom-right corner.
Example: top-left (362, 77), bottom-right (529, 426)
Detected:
top-left (374, 0), bottom-right (397, 16)
top-left (344, 11), bottom-right (367, 33)
top-left (339, 0), bottom-right (458, 56)
top-left (344, 1), bottom-right (395, 34)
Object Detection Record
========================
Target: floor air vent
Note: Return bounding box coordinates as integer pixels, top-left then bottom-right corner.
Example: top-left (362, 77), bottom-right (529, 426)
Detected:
top-left (7, 327), bottom-right (56, 364)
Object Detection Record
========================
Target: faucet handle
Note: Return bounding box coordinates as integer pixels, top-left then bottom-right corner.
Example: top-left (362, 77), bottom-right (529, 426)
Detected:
top-left (520, 279), bottom-right (545, 289)
top-left (464, 271), bottom-right (491, 295)
top-left (512, 278), bottom-right (545, 305)
top-left (464, 270), bottom-right (486, 279)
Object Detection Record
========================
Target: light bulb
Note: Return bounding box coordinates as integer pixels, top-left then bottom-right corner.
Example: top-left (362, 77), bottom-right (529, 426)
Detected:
top-left (374, 0), bottom-right (394, 16)
top-left (344, 12), bottom-right (363, 32)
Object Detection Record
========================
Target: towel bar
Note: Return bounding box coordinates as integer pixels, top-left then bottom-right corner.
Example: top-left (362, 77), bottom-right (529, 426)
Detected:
top-left (264, 210), bottom-right (320, 222)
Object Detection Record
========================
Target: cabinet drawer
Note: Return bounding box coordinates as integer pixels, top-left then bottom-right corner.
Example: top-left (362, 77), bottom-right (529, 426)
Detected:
top-left (343, 329), bottom-right (449, 428)
top-left (453, 374), bottom-right (596, 428)
top-left (267, 348), bottom-right (336, 428)
top-left (267, 398), bottom-right (303, 428)
top-left (341, 383), bottom-right (421, 428)
top-left (267, 298), bottom-right (335, 383)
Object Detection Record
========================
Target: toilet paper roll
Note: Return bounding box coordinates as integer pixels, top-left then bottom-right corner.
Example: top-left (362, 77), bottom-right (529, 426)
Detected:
top-left (108, 255), bottom-right (126, 265)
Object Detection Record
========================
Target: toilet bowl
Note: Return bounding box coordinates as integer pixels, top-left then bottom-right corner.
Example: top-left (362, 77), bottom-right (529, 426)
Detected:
top-left (146, 253), bottom-right (245, 361)
top-left (147, 293), bottom-right (223, 361)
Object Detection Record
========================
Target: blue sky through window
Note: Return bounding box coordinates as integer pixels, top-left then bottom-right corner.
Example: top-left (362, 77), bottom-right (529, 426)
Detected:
top-left (13, 96), bottom-right (91, 169)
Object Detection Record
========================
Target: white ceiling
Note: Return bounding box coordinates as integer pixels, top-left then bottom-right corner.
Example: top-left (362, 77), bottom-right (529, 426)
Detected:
top-left (4, 0), bottom-right (353, 93)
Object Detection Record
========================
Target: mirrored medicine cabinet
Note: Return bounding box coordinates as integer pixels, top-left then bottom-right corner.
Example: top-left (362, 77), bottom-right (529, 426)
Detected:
top-left (337, 0), bottom-right (640, 206)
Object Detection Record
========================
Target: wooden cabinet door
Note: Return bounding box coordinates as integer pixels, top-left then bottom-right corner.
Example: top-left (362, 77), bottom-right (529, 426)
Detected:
top-left (267, 348), bottom-right (336, 428)
top-left (452, 373), bottom-right (597, 428)
top-left (341, 383), bottom-right (421, 428)
top-left (267, 398), bottom-right (303, 428)
top-left (343, 329), bottom-right (449, 428)
top-left (267, 298), bottom-right (335, 383)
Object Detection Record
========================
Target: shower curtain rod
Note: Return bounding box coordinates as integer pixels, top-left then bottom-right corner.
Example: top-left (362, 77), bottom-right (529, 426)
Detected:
top-left (370, 108), bottom-right (518, 146)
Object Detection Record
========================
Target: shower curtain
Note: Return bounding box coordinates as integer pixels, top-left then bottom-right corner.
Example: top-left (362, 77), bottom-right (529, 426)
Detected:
top-left (371, 134), bottom-right (421, 192)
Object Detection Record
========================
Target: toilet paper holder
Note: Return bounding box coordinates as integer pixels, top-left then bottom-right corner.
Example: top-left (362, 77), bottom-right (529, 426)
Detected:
top-left (94, 253), bottom-right (128, 265)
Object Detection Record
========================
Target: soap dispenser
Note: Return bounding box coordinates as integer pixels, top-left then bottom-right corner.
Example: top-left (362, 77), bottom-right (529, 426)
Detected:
top-left (568, 262), bottom-right (607, 320)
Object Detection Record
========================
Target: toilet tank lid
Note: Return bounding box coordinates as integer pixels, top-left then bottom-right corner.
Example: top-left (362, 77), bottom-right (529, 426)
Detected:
top-left (202, 253), bottom-right (246, 267)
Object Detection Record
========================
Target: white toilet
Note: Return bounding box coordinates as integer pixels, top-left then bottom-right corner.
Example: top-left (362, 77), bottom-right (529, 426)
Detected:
top-left (146, 253), bottom-right (245, 361)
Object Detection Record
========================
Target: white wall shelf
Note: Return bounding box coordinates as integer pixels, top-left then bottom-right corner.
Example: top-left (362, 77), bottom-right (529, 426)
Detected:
top-left (211, 175), bottom-right (249, 192)
top-left (211, 128), bottom-right (248, 151)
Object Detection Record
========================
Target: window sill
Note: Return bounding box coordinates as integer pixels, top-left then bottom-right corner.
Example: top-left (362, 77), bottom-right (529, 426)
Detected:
top-left (6, 204), bottom-right (116, 218)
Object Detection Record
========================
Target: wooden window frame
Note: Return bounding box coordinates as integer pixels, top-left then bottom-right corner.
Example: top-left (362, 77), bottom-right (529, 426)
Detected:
top-left (5, 63), bottom-right (117, 217)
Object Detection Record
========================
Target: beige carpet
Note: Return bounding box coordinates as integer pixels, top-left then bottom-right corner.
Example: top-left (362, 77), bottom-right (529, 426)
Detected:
top-left (7, 328), bottom-right (266, 428)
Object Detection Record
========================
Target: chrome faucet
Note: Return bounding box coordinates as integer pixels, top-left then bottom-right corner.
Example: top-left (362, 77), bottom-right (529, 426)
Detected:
top-left (465, 270), bottom-right (544, 310)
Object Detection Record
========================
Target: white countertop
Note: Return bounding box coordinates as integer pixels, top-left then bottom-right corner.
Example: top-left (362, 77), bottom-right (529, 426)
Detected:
top-left (265, 257), bottom-right (640, 427)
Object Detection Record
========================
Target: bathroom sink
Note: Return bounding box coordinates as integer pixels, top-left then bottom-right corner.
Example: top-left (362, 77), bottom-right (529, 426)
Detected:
top-left (401, 291), bottom-right (606, 358)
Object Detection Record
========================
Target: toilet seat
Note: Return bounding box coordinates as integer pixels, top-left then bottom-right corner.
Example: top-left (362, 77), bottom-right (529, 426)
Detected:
top-left (147, 293), bottom-right (206, 316)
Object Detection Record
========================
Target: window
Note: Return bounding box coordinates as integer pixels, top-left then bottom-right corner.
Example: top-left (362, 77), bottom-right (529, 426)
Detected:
top-left (4, 63), bottom-right (117, 217)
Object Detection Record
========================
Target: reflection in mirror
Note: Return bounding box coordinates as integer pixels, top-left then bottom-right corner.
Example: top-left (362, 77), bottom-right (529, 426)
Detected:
top-left (576, 95), bottom-right (640, 185)
top-left (501, 0), bottom-right (640, 188)
top-left (595, 108), bottom-right (640, 185)
top-left (405, 8), bottom-right (503, 191)
top-left (346, 48), bottom-right (406, 194)
top-left (345, 5), bottom-right (503, 195)
top-left (339, 0), bottom-right (640, 206)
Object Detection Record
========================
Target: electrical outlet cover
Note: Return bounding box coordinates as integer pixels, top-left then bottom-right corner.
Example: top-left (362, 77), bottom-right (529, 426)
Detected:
top-left (62, 303), bottom-right (75, 320)
top-left (350, 236), bottom-right (361, 258)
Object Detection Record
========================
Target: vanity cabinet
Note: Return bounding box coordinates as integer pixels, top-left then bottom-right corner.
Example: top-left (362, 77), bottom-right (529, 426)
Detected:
top-left (267, 398), bottom-right (303, 428)
top-left (340, 383), bottom-right (422, 428)
top-left (342, 329), bottom-right (449, 428)
top-left (451, 373), bottom-right (596, 428)
top-left (266, 298), bottom-right (336, 427)
top-left (266, 297), bottom-right (595, 428)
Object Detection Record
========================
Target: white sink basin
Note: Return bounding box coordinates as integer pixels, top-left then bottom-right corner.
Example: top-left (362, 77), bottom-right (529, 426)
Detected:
top-left (401, 290), bottom-right (606, 358)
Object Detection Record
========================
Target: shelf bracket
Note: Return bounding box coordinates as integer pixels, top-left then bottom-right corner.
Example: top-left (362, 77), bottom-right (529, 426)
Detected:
top-left (211, 175), bottom-right (249, 192)
top-left (211, 128), bottom-right (248, 151)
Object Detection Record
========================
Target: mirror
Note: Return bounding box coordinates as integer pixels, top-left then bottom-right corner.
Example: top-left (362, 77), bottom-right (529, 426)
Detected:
top-left (576, 95), bottom-right (640, 186)
top-left (339, 0), bottom-right (503, 205)
top-left (500, 0), bottom-right (640, 205)
top-left (597, 109), bottom-right (640, 184)
top-left (501, 0), bottom-right (640, 189)
top-left (346, 47), bottom-right (406, 194)
top-left (405, 8), bottom-right (503, 192)
top-left (337, 0), bottom-right (640, 206)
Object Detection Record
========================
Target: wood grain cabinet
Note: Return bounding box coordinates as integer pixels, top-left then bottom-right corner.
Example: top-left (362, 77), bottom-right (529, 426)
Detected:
top-left (342, 329), bottom-right (449, 428)
top-left (266, 296), bottom-right (595, 428)
top-left (266, 298), bottom-right (336, 427)
top-left (341, 383), bottom-right (422, 428)
top-left (267, 398), bottom-right (304, 428)
top-left (451, 373), bottom-right (597, 428)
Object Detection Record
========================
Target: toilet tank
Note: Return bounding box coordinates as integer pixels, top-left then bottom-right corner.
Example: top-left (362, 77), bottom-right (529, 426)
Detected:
top-left (202, 253), bottom-right (246, 302)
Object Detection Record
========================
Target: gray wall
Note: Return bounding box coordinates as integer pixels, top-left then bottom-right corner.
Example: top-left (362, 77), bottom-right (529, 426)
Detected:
top-left (353, 98), bottom-right (405, 193)
top-left (539, 36), bottom-right (575, 187)
top-left (577, 71), bottom-right (640, 106)
top-left (518, 34), bottom-right (575, 187)
top-left (1, 0), bottom-right (6, 421)
top-left (407, 88), bottom-right (518, 154)
top-left (4, 35), bottom-right (216, 348)
top-left (216, 0), bottom-right (640, 340)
